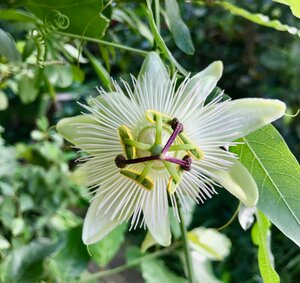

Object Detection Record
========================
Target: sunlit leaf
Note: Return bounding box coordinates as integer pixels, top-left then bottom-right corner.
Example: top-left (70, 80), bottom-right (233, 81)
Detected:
top-left (251, 210), bottom-right (280, 283)
top-left (231, 125), bottom-right (300, 246)
top-left (165, 0), bottom-right (194, 55)
top-left (218, 1), bottom-right (300, 36)
top-left (273, 0), bottom-right (300, 18)
top-left (0, 91), bottom-right (8, 111)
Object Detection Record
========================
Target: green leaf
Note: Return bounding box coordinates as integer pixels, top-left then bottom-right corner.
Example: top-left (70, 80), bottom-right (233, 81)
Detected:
top-left (0, 28), bottom-right (21, 62)
top-left (273, 0), bottom-right (300, 19)
top-left (165, 0), bottom-right (194, 55)
top-left (218, 1), bottom-right (300, 36)
top-left (88, 223), bottom-right (127, 267)
top-left (3, 238), bottom-right (57, 283)
top-left (231, 125), bottom-right (300, 246)
top-left (17, 73), bottom-right (39, 104)
top-left (0, 9), bottom-right (37, 22)
top-left (141, 232), bottom-right (157, 252)
top-left (251, 210), bottom-right (280, 283)
top-left (45, 64), bottom-right (73, 88)
top-left (48, 226), bottom-right (89, 280)
top-left (0, 91), bottom-right (8, 111)
top-left (141, 258), bottom-right (187, 283)
top-left (25, 0), bottom-right (110, 39)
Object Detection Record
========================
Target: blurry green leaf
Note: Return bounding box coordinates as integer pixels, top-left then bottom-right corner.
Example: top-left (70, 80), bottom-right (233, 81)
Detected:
top-left (85, 50), bottom-right (110, 89)
top-left (71, 65), bottom-right (85, 83)
top-left (50, 209), bottom-right (82, 230)
top-left (31, 130), bottom-right (46, 141)
top-left (64, 44), bottom-right (87, 63)
top-left (89, 223), bottom-right (127, 267)
top-left (0, 145), bottom-right (16, 177)
top-left (251, 210), bottom-right (280, 283)
top-left (17, 73), bottom-right (39, 104)
top-left (113, 8), bottom-right (154, 44)
top-left (141, 258), bottom-right (187, 283)
top-left (188, 227), bottom-right (231, 261)
top-left (0, 198), bottom-right (17, 226)
top-left (218, 1), bottom-right (300, 36)
top-left (11, 218), bottom-right (25, 236)
top-left (0, 235), bottom-right (10, 250)
top-left (45, 64), bottom-right (73, 88)
top-left (126, 245), bottom-right (143, 263)
top-left (19, 194), bottom-right (34, 212)
top-left (3, 238), bottom-right (57, 283)
top-left (26, 0), bottom-right (110, 39)
top-left (165, 0), bottom-right (194, 55)
top-left (0, 9), bottom-right (36, 22)
top-left (273, 0), bottom-right (300, 18)
top-left (0, 91), bottom-right (8, 111)
top-left (0, 28), bottom-right (21, 62)
top-left (141, 232), bottom-right (157, 253)
top-left (49, 226), bottom-right (89, 280)
top-left (231, 125), bottom-right (300, 247)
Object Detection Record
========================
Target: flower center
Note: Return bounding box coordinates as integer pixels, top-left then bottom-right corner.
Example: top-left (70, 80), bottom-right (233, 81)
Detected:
top-left (115, 110), bottom-right (204, 194)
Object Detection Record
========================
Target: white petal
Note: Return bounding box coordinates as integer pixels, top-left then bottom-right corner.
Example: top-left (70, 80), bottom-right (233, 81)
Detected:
top-left (143, 180), bottom-right (171, 246)
top-left (182, 61), bottom-right (223, 106)
top-left (82, 195), bottom-right (121, 245)
top-left (225, 98), bottom-right (286, 141)
top-left (211, 159), bottom-right (258, 207)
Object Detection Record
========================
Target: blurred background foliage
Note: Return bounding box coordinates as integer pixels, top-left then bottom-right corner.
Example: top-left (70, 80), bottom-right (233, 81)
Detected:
top-left (0, 0), bottom-right (299, 282)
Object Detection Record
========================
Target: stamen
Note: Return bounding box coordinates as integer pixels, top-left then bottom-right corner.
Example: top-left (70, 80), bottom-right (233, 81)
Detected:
top-left (115, 154), bottom-right (160, 168)
top-left (161, 118), bottom-right (183, 155)
top-left (164, 155), bottom-right (192, 171)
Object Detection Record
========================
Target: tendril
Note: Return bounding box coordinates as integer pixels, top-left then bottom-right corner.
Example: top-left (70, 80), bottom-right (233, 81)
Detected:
top-left (31, 10), bottom-right (70, 68)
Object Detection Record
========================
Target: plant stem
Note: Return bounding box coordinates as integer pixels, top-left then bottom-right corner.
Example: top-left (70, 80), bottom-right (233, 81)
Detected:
top-left (70, 242), bottom-right (181, 283)
top-left (176, 196), bottom-right (196, 283)
top-left (56, 31), bottom-right (149, 56)
top-left (154, 0), bottom-right (161, 34)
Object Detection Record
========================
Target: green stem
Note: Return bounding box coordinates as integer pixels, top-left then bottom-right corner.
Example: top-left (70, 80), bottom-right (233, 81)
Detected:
top-left (176, 196), bottom-right (196, 283)
top-left (56, 31), bottom-right (149, 56)
top-left (154, 0), bottom-right (161, 34)
top-left (69, 242), bottom-right (181, 283)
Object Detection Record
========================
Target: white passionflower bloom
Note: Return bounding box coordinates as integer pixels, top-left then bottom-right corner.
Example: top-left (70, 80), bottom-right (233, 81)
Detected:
top-left (57, 52), bottom-right (285, 247)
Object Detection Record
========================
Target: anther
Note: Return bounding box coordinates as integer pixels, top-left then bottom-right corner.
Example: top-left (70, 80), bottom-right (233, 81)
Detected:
top-left (115, 155), bottom-right (127, 168)
top-left (170, 118), bottom-right (183, 133)
top-left (182, 155), bottom-right (192, 171)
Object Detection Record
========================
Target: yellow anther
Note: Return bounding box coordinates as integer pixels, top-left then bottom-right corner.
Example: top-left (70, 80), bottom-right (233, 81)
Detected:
top-left (120, 169), bottom-right (154, 190)
top-left (118, 125), bottom-right (136, 159)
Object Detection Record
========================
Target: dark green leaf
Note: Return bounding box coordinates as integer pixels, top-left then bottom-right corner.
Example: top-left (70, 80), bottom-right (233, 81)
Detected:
top-left (0, 28), bottom-right (21, 62)
top-left (48, 226), bottom-right (89, 280)
top-left (89, 223), bottom-right (127, 267)
top-left (165, 0), bottom-right (194, 55)
top-left (26, 0), bottom-right (110, 39)
top-left (231, 125), bottom-right (300, 246)
top-left (17, 73), bottom-right (39, 104)
top-left (3, 238), bottom-right (57, 283)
